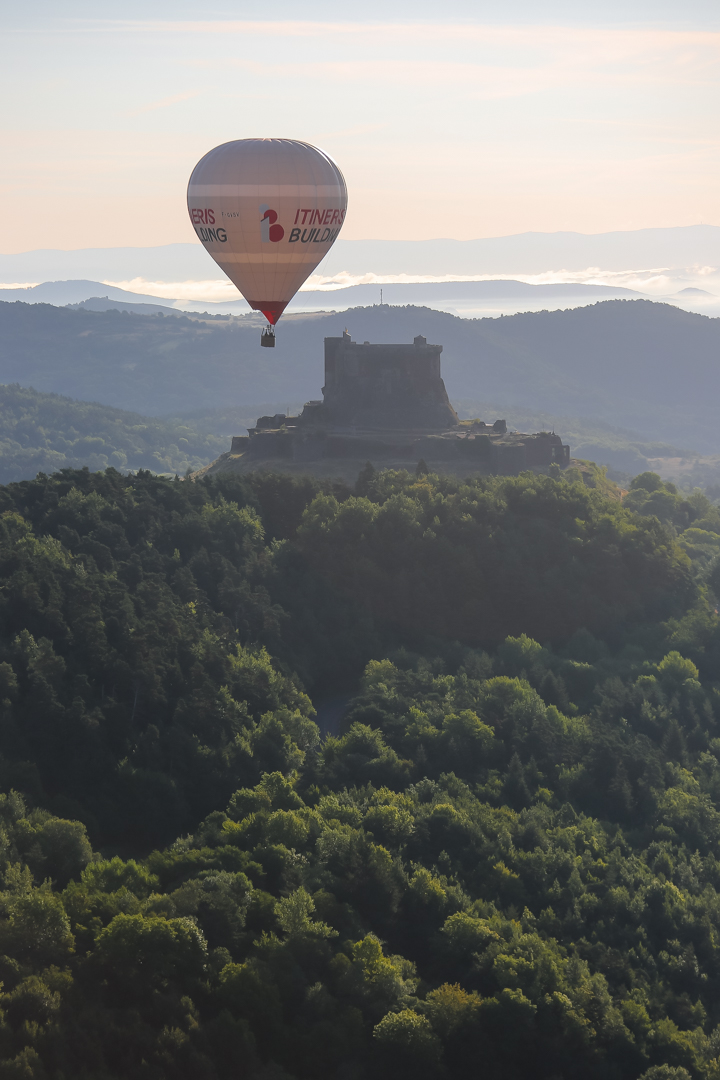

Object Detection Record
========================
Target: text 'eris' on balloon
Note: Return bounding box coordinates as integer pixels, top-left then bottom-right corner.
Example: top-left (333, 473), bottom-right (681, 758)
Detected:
top-left (187, 138), bottom-right (348, 347)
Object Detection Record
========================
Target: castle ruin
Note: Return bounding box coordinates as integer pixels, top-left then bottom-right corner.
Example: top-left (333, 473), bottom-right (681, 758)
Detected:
top-left (220, 331), bottom-right (570, 480)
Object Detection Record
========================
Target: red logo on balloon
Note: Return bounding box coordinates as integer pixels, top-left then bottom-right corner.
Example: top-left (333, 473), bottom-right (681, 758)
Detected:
top-left (260, 205), bottom-right (284, 243)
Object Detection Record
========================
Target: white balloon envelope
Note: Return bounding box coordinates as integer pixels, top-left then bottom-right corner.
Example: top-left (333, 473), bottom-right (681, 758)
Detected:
top-left (187, 138), bottom-right (347, 341)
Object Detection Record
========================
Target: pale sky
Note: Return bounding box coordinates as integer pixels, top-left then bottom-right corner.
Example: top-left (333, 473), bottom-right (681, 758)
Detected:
top-left (2, 0), bottom-right (720, 252)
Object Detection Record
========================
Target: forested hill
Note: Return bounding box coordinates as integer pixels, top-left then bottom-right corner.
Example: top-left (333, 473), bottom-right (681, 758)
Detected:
top-left (0, 463), bottom-right (719, 1077)
top-left (0, 383), bottom-right (228, 481)
top-left (1, 299), bottom-right (720, 451)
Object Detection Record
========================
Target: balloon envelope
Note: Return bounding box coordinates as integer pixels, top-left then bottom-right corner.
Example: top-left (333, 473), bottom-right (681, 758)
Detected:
top-left (187, 138), bottom-right (347, 324)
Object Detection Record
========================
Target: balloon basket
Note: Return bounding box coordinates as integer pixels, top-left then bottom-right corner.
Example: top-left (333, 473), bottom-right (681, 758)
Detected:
top-left (260, 327), bottom-right (275, 348)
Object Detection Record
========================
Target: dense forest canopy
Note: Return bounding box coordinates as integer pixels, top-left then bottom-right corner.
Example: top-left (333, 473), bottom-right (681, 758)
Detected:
top-left (0, 463), bottom-right (719, 1077)
top-left (2, 299), bottom-right (720, 451)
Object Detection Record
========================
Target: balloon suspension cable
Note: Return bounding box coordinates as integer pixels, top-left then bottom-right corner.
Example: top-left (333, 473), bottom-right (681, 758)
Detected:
top-left (260, 325), bottom-right (276, 349)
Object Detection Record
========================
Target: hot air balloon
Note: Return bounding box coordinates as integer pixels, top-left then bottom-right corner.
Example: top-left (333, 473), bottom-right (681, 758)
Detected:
top-left (187, 139), bottom-right (347, 347)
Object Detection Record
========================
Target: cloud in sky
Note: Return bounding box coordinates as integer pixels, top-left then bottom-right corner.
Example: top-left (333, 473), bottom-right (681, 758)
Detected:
top-left (1, 11), bottom-right (719, 252)
top-left (127, 90), bottom-right (201, 116)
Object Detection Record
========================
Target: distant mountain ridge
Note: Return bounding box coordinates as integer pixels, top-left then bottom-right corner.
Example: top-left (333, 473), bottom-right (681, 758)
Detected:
top-left (0, 280), bottom-right (185, 307)
top-left (0, 277), bottom-right (642, 315)
top-left (2, 224), bottom-right (720, 281)
top-left (1, 298), bottom-right (719, 454)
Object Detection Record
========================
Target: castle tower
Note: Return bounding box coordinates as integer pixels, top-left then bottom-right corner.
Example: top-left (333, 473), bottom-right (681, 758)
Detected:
top-left (317, 331), bottom-right (459, 430)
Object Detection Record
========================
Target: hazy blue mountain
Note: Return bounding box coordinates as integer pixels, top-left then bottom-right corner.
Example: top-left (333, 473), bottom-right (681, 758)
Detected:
top-left (0, 278), bottom-right (641, 318)
top-left (1, 298), bottom-right (718, 453)
top-left (298, 280), bottom-right (640, 301)
top-left (2, 224), bottom-right (720, 282)
top-left (69, 297), bottom-right (198, 317)
top-left (315, 224), bottom-right (720, 277)
top-left (0, 280), bottom-right (182, 306)
top-left (287, 279), bottom-right (641, 316)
